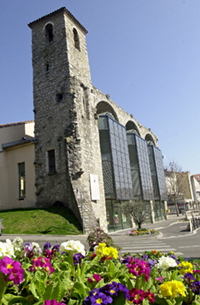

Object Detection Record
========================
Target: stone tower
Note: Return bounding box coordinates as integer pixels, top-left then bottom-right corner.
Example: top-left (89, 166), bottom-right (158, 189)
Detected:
top-left (28, 7), bottom-right (107, 233)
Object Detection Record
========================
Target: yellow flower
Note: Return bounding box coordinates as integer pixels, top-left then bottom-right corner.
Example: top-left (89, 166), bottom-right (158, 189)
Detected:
top-left (160, 282), bottom-right (173, 297)
top-left (108, 247), bottom-right (118, 259)
top-left (96, 243), bottom-right (118, 259)
top-left (160, 281), bottom-right (186, 299)
top-left (178, 261), bottom-right (193, 275)
top-left (152, 250), bottom-right (157, 255)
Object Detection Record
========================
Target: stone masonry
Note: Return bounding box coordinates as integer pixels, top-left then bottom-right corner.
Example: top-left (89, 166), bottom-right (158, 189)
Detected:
top-left (28, 7), bottom-right (158, 233)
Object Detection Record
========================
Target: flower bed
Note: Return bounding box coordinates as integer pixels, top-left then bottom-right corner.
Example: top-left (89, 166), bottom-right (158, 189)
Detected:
top-left (126, 228), bottom-right (159, 236)
top-left (0, 236), bottom-right (199, 304)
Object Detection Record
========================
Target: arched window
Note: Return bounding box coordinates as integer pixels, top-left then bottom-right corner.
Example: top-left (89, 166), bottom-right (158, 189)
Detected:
top-left (73, 28), bottom-right (80, 50)
top-left (45, 23), bottom-right (53, 43)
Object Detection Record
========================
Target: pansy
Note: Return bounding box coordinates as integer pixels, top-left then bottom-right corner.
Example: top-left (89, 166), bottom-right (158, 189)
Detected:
top-left (178, 261), bottom-right (193, 275)
top-left (127, 258), bottom-right (150, 282)
top-left (0, 256), bottom-right (24, 284)
top-left (160, 280), bottom-right (186, 298)
top-left (59, 240), bottom-right (86, 256)
top-left (129, 288), bottom-right (146, 304)
top-left (190, 281), bottom-right (200, 295)
top-left (155, 276), bottom-right (163, 283)
top-left (30, 256), bottom-right (54, 275)
top-left (73, 253), bottom-right (85, 265)
top-left (44, 242), bottom-right (51, 250)
top-left (155, 256), bottom-right (177, 269)
top-left (12, 237), bottom-right (23, 251)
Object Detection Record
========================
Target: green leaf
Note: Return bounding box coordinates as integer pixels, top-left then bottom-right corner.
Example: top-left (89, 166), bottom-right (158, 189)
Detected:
top-left (108, 260), bottom-right (115, 275)
top-left (112, 291), bottom-right (127, 305)
top-left (59, 271), bottom-right (72, 299)
top-left (166, 299), bottom-right (173, 305)
top-left (192, 301), bottom-right (200, 305)
top-left (154, 296), bottom-right (168, 305)
top-left (3, 294), bottom-right (33, 305)
top-left (171, 270), bottom-right (178, 280)
top-left (43, 278), bottom-right (61, 301)
top-left (143, 276), bottom-right (153, 291)
top-left (73, 282), bottom-right (88, 299)
top-left (175, 296), bottom-right (184, 305)
top-left (68, 299), bottom-right (79, 305)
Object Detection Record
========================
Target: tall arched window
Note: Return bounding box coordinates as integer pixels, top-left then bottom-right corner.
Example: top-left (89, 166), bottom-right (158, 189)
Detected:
top-left (45, 23), bottom-right (53, 43)
top-left (73, 28), bottom-right (80, 50)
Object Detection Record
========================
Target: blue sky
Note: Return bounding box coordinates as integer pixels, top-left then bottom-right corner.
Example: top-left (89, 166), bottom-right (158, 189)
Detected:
top-left (0, 0), bottom-right (200, 175)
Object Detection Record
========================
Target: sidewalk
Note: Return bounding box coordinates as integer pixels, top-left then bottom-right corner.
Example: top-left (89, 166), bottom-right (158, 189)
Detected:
top-left (0, 213), bottom-right (186, 249)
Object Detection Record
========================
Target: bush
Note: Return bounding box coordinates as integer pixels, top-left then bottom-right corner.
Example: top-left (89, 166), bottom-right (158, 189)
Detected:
top-left (86, 227), bottom-right (121, 251)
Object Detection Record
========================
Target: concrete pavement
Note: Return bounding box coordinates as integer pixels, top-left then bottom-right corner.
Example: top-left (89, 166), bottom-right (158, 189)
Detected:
top-left (0, 213), bottom-right (189, 250)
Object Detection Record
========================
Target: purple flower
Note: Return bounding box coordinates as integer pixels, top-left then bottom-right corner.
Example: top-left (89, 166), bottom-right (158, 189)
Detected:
top-left (52, 245), bottom-right (60, 251)
top-left (190, 281), bottom-right (200, 295)
top-left (84, 282), bottom-right (130, 304)
top-left (142, 254), bottom-right (148, 260)
top-left (73, 253), bottom-right (85, 265)
top-left (44, 242), bottom-right (51, 250)
top-left (87, 277), bottom-right (93, 283)
top-left (44, 301), bottom-right (65, 305)
top-left (118, 283), bottom-right (130, 300)
top-left (93, 274), bottom-right (101, 282)
top-left (147, 258), bottom-right (157, 270)
top-left (0, 257), bottom-right (24, 284)
top-left (90, 292), bottom-right (112, 305)
top-left (184, 273), bottom-right (195, 282)
top-left (24, 243), bottom-right (33, 251)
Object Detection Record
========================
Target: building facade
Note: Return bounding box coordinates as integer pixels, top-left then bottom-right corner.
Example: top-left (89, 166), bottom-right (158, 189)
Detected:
top-left (191, 174), bottom-right (200, 203)
top-left (0, 7), bottom-right (168, 233)
top-left (0, 121), bottom-right (36, 210)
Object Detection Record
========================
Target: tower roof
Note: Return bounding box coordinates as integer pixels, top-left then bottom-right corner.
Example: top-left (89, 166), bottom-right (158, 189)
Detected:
top-left (28, 7), bottom-right (88, 34)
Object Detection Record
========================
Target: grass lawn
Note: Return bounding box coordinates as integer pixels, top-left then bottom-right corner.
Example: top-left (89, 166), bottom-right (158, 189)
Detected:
top-left (0, 204), bottom-right (83, 235)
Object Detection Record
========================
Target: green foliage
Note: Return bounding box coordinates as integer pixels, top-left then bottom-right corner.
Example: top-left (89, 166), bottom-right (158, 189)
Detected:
top-left (86, 227), bottom-right (121, 251)
top-left (0, 205), bottom-right (82, 235)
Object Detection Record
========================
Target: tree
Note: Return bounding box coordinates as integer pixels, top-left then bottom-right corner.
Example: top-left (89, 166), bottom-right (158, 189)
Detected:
top-left (122, 200), bottom-right (147, 229)
top-left (165, 161), bottom-right (189, 217)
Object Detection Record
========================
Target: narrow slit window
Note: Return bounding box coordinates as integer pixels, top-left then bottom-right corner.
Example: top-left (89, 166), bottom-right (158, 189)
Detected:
top-left (73, 28), bottom-right (80, 50)
top-left (18, 162), bottom-right (25, 199)
top-left (56, 93), bottom-right (63, 103)
top-left (46, 63), bottom-right (49, 71)
top-left (45, 23), bottom-right (53, 43)
top-left (48, 150), bottom-right (56, 174)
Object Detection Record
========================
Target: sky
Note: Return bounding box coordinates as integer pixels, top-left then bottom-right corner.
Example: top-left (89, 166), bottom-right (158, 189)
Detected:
top-left (0, 0), bottom-right (200, 175)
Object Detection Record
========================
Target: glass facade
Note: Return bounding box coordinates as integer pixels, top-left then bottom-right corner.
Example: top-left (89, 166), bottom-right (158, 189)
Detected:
top-left (153, 201), bottom-right (166, 221)
top-left (148, 145), bottom-right (168, 201)
top-left (106, 200), bottom-right (131, 232)
top-left (98, 115), bottom-right (167, 231)
top-left (98, 115), bottom-right (134, 200)
top-left (127, 133), bottom-right (154, 201)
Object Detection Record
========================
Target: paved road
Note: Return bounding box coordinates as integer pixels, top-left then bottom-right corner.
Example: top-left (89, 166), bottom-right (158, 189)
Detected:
top-left (0, 214), bottom-right (199, 259)
top-left (111, 218), bottom-right (200, 259)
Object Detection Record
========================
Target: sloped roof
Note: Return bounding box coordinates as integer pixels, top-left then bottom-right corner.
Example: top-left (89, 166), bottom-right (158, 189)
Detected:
top-left (0, 120), bottom-right (34, 129)
top-left (28, 7), bottom-right (88, 34)
top-left (2, 138), bottom-right (35, 151)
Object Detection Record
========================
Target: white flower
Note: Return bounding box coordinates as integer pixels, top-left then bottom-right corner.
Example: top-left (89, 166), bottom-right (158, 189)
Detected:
top-left (155, 256), bottom-right (177, 269)
top-left (32, 242), bottom-right (42, 254)
top-left (12, 237), bottom-right (23, 251)
top-left (0, 242), bottom-right (7, 257)
top-left (0, 240), bottom-right (15, 258)
top-left (60, 240), bottom-right (85, 256)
